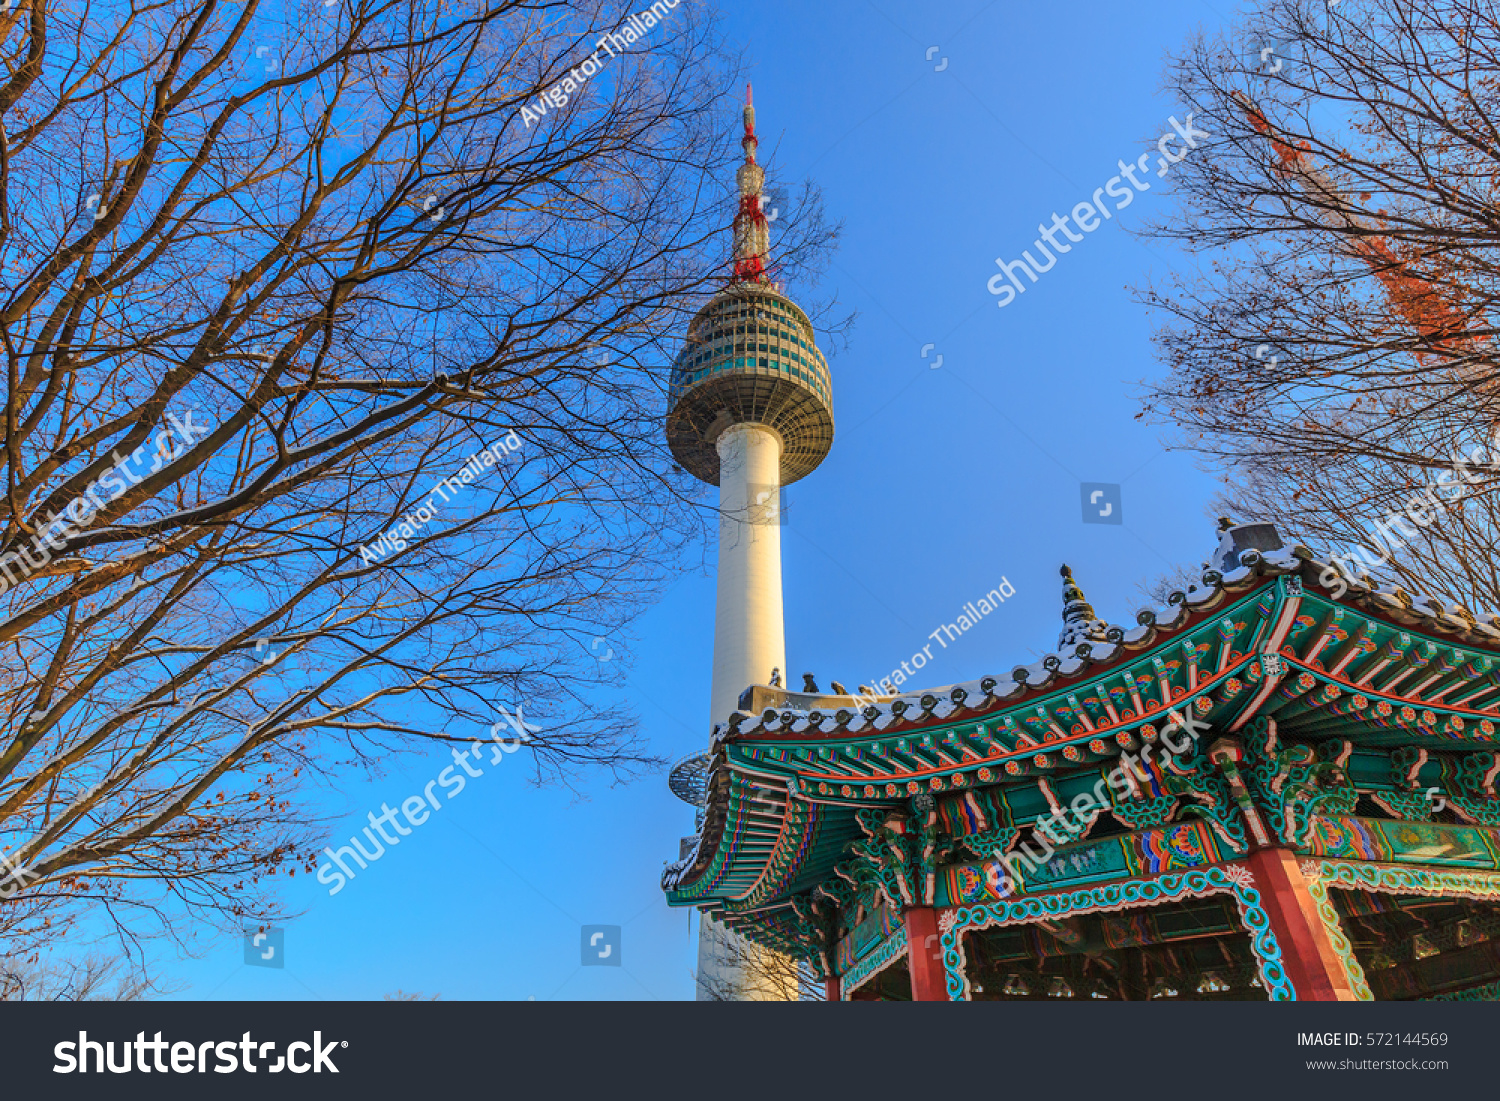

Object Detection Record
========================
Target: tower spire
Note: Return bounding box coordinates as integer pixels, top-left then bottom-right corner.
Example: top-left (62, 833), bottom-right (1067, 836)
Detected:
top-left (732, 83), bottom-right (770, 283)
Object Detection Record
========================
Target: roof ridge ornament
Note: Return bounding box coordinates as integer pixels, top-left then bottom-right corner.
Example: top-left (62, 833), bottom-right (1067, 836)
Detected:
top-left (1058, 563), bottom-right (1109, 650)
top-left (1214, 519), bottom-right (1287, 572)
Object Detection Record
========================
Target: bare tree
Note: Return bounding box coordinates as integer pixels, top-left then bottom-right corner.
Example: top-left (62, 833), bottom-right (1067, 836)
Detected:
top-left (696, 918), bottom-right (821, 1001)
top-left (1135, 559), bottom-right (1211, 609)
top-left (0, 0), bottom-right (842, 967)
top-left (1139, 0), bottom-right (1500, 607)
top-left (0, 951), bottom-right (160, 1000)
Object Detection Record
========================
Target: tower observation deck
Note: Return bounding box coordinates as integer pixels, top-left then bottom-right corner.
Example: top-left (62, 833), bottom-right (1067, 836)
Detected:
top-left (665, 283), bottom-right (835, 487)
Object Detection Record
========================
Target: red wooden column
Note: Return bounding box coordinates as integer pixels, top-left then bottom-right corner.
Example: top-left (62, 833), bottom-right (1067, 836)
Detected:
top-left (1210, 736), bottom-right (1357, 1001)
top-left (1244, 847), bottom-right (1358, 1001)
top-left (823, 975), bottom-right (841, 1001)
top-left (902, 906), bottom-right (949, 1001)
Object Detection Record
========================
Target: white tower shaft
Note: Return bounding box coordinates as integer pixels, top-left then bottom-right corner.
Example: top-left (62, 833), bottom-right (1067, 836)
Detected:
top-left (709, 423), bottom-right (786, 724)
top-left (696, 421), bottom-right (790, 1001)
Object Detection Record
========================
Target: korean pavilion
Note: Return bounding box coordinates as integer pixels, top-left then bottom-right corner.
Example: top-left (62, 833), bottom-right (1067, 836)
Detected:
top-left (663, 521), bottom-right (1500, 1000)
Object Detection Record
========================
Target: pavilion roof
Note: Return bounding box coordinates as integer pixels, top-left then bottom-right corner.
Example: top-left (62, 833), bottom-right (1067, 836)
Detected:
top-left (663, 522), bottom-right (1500, 929)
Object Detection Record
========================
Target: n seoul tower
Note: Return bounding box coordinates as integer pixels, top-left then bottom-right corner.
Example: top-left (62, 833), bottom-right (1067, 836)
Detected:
top-left (665, 86), bottom-right (835, 999)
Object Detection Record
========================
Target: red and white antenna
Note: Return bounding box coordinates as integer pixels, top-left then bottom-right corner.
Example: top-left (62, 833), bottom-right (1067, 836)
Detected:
top-left (731, 83), bottom-right (770, 283)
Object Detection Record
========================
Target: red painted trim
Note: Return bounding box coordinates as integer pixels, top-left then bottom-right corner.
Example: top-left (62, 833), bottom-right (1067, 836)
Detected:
top-left (824, 976), bottom-right (840, 1001)
top-left (788, 655), bottom-right (1261, 784)
top-left (1283, 654), bottom-right (1499, 720)
top-left (902, 907), bottom-right (948, 1001)
top-left (790, 647), bottom-right (1500, 796)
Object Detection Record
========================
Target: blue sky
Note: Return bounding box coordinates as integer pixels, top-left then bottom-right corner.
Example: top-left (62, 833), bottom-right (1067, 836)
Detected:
top-left (160, 0), bottom-right (1245, 1000)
